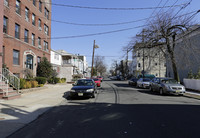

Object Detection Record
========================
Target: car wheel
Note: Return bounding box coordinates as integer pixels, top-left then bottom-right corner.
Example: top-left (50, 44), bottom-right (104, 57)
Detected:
top-left (150, 86), bottom-right (154, 92)
top-left (159, 88), bottom-right (163, 95)
top-left (91, 93), bottom-right (95, 98)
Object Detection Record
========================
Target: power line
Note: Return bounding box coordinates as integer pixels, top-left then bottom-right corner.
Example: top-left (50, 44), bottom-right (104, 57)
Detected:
top-left (4, 10), bottom-right (198, 40)
top-left (42, 2), bottom-right (187, 11)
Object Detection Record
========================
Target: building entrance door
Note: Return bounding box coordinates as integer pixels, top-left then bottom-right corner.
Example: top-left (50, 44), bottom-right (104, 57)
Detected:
top-left (26, 55), bottom-right (33, 69)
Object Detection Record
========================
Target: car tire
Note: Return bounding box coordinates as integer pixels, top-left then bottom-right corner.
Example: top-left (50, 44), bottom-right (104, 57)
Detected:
top-left (91, 93), bottom-right (95, 98)
top-left (159, 88), bottom-right (163, 95)
top-left (150, 86), bottom-right (154, 92)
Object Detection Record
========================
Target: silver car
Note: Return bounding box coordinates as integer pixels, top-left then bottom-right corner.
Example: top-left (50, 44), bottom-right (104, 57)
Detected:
top-left (137, 78), bottom-right (151, 88)
top-left (150, 78), bottom-right (185, 95)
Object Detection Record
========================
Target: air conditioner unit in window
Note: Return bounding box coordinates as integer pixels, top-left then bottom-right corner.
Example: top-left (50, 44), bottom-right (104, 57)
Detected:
top-left (39, 27), bottom-right (42, 31)
top-left (38, 45), bottom-right (42, 49)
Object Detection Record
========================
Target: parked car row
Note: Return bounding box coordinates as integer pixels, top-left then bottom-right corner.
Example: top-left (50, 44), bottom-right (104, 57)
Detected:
top-left (128, 77), bottom-right (186, 96)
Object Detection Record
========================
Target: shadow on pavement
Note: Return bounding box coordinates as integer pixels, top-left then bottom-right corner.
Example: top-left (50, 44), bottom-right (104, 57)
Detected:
top-left (8, 102), bottom-right (200, 138)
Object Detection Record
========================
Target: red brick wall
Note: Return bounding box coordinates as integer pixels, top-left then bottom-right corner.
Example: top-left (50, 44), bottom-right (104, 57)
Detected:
top-left (0, 0), bottom-right (3, 71)
top-left (3, 0), bottom-right (51, 78)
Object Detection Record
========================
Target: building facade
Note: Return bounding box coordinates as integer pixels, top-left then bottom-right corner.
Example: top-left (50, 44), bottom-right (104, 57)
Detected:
top-left (166, 25), bottom-right (200, 82)
top-left (3, 0), bottom-right (51, 78)
top-left (53, 50), bottom-right (88, 82)
top-left (131, 44), bottom-right (166, 78)
top-left (0, 0), bottom-right (3, 70)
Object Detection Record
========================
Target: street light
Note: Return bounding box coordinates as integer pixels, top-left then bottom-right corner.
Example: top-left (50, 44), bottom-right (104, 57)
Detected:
top-left (91, 40), bottom-right (99, 78)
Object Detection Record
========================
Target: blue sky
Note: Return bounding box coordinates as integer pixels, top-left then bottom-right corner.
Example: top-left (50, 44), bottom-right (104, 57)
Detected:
top-left (51, 0), bottom-right (200, 69)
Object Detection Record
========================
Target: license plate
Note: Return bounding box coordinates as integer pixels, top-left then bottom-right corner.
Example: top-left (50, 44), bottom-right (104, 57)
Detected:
top-left (176, 90), bottom-right (180, 93)
top-left (78, 93), bottom-right (83, 96)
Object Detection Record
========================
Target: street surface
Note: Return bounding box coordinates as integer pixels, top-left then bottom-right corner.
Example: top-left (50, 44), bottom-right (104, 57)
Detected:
top-left (8, 79), bottom-right (200, 138)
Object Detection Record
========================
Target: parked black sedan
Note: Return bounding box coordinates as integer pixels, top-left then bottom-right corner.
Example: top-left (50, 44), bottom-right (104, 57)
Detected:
top-left (69, 79), bottom-right (96, 98)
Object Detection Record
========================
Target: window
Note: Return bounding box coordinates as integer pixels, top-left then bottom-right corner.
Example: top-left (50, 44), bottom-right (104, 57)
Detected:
top-left (15, 23), bottom-right (20, 39)
top-left (138, 52), bottom-right (140, 57)
top-left (38, 37), bottom-right (41, 48)
top-left (155, 63), bottom-right (158, 66)
top-left (32, 13), bottom-right (35, 25)
top-left (13, 50), bottom-right (20, 65)
top-left (24, 29), bottom-right (29, 43)
top-left (43, 41), bottom-right (48, 51)
top-left (138, 63), bottom-right (141, 68)
top-left (44, 8), bottom-right (49, 19)
top-left (25, 7), bottom-right (29, 21)
top-left (32, 33), bottom-right (35, 46)
top-left (37, 56), bottom-right (41, 64)
top-left (39, 1), bottom-right (42, 12)
top-left (38, 19), bottom-right (42, 30)
top-left (16, 0), bottom-right (21, 15)
top-left (33, 0), bottom-right (36, 6)
top-left (44, 24), bottom-right (49, 35)
top-left (3, 16), bottom-right (8, 33)
top-left (4, 0), bottom-right (9, 7)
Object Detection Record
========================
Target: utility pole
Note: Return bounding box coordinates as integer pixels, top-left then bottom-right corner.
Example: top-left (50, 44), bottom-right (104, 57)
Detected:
top-left (91, 40), bottom-right (99, 78)
top-left (91, 40), bottom-right (95, 78)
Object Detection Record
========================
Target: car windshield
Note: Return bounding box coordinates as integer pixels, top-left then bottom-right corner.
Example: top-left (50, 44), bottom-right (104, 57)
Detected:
top-left (93, 79), bottom-right (99, 81)
top-left (162, 79), bottom-right (178, 84)
top-left (143, 78), bottom-right (151, 82)
top-left (75, 80), bottom-right (94, 86)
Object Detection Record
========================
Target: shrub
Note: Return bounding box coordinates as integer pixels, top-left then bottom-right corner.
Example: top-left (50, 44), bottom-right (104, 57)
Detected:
top-left (20, 78), bottom-right (26, 89)
top-left (25, 81), bottom-right (32, 89)
top-left (47, 78), bottom-right (54, 84)
top-left (35, 77), bottom-right (47, 84)
top-left (38, 84), bottom-right (44, 87)
top-left (31, 81), bottom-right (38, 88)
top-left (54, 77), bottom-right (60, 84)
top-left (61, 78), bottom-right (66, 83)
top-left (48, 77), bottom-right (60, 84)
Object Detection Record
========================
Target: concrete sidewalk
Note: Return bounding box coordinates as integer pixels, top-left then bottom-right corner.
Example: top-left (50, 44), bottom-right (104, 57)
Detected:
top-left (0, 83), bottom-right (72, 138)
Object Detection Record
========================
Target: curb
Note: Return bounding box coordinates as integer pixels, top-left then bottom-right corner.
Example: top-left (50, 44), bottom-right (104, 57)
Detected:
top-left (183, 92), bottom-right (200, 100)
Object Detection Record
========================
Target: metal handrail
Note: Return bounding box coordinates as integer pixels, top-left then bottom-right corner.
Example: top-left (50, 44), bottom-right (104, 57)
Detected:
top-left (0, 74), bottom-right (9, 97)
top-left (2, 68), bottom-right (20, 92)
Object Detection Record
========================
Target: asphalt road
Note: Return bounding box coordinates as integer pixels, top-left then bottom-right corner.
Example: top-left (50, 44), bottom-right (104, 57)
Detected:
top-left (8, 79), bottom-right (200, 138)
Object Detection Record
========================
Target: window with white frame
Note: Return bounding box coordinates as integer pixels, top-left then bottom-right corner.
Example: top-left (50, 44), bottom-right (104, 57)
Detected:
top-left (13, 50), bottom-right (20, 65)
top-left (24, 29), bottom-right (29, 43)
top-left (44, 24), bottom-right (49, 35)
top-left (39, 0), bottom-right (42, 12)
top-left (25, 7), bottom-right (29, 21)
top-left (33, 0), bottom-right (36, 6)
top-left (3, 16), bottom-right (8, 34)
top-left (44, 8), bottom-right (49, 19)
top-left (16, 0), bottom-right (21, 15)
top-left (15, 23), bottom-right (20, 39)
top-left (32, 33), bottom-right (35, 46)
top-left (38, 37), bottom-right (41, 48)
top-left (32, 13), bottom-right (35, 26)
top-left (38, 19), bottom-right (42, 30)
top-left (43, 41), bottom-right (48, 51)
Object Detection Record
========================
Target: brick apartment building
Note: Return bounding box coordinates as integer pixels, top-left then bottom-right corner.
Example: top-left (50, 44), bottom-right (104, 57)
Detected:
top-left (3, 0), bottom-right (51, 78)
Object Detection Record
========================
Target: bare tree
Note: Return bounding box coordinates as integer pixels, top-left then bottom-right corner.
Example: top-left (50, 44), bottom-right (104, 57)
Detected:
top-left (94, 55), bottom-right (107, 76)
top-left (133, 11), bottom-right (194, 81)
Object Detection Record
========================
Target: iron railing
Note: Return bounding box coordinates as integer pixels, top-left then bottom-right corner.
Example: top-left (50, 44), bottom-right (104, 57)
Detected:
top-left (0, 74), bottom-right (9, 96)
top-left (2, 68), bottom-right (20, 92)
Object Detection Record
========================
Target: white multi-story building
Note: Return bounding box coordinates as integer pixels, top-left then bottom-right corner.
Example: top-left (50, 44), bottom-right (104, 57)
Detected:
top-left (50, 50), bottom-right (88, 82)
top-left (131, 43), bottom-right (166, 78)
